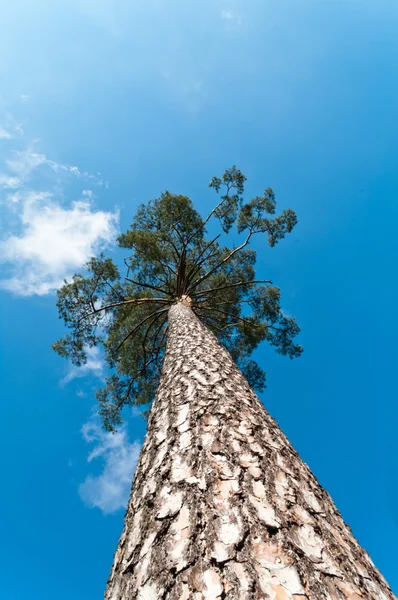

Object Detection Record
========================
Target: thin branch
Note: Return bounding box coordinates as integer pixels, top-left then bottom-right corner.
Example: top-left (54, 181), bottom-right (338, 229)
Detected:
top-left (170, 221), bottom-right (185, 247)
top-left (159, 233), bottom-right (180, 263)
top-left (184, 184), bottom-right (234, 248)
top-left (115, 308), bottom-right (169, 353)
top-left (187, 231), bottom-right (253, 294)
top-left (124, 245), bottom-right (176, 297)
top-left (185, 234), bottom-right (221, 283)
top-left (153, 325), bottom-right (168, 359)
top-left (132, 257), bottom-right (172, 293)
top-left (88, 272), bottom-right (103, 313)
top-left (77, 297), bottom-right (170, 325)
top-left (122, 322), bottom-right (168, 403)
top-left (140, 311), bottom-right (168, 376)
top-left (156, 261), bottom-right (176, 293)
top-left (191, 279), bottom-right (272, 299)
top-left (194, 298), bottom-right (253, 308)
top-left (128, 240), bottom-right (178, 274)
top-left (152, 317), bottom-right (168, 349)
top-left (194, 234), bottom-right (221, 264)
top-left (153, 324), bottom-right (168, 357)
top-left (196, 312), bottom-right (241, 341)
top-left (146, 259), bottom-right (175, 296)
top-left (193, 309), bottom-right (225, 336)
top-left (218, 322), bottom-right (241, 332)
top-left (125, 277), bottom-right (173, 297)
top-left (154, 272), bottom-right (172, 289)
top-left (136, 325), bottom-right (168, 380)
top-left (164, 263), bottom-right (177, 277)
top-left (197, 305), bottom-right (261, 328)
top-left (176, 248), bottom-right (187, 297)
top-left (185, 246), bottom-right (225, 288)
top-left (105, 281), bottom-right (125, 302)
top-left (124, 257), bottom-right (132, 280)
top-left (195, 306), bottom-right (235, 333)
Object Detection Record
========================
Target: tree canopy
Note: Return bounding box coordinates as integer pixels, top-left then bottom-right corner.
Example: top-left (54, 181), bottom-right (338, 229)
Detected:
top-left (53, 167), bottom-right (302, 430)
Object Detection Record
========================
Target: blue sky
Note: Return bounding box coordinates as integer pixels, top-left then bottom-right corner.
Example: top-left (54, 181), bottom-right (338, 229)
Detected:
top-left (1, 1), bottom-right (397, 597)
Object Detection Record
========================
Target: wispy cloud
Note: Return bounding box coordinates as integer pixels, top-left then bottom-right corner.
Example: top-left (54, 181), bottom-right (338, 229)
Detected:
top-left (61, 345), bottom-right (105, 386)
top-left (1, 146), bottom-right (107, 190)
top-left (0, 114), bottom-right (24, 139)
top-left (79, 416), bottom-right (141, 515)
top-left (220, 8), bottom-right (242, 27)
top-left (0, 113), bottom-right (23, 140)
top-left (0, 127), bottom-right (12, 140)
top-left (0, 174), bottom-right (21, 188)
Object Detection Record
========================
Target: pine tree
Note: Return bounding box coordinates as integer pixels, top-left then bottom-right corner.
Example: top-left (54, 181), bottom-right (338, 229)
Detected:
top-left (54, 168), bottom-right (395, 600)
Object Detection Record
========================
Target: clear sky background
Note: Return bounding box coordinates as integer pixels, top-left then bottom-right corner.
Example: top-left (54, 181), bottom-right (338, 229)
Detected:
top-left (1, 1), bottom-right (397, 598)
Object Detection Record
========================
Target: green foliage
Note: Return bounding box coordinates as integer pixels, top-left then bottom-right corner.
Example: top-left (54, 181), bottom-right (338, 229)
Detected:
top-left (209, 166), bottom-right (246, 232)
top-left (53, 167), bottom-right (302, 430)
top-left (237, 188), bottom-right (298, 246)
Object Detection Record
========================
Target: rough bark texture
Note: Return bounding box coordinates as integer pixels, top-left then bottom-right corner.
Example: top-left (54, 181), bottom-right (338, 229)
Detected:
top-left (105, 302), bottom-right (395, 600)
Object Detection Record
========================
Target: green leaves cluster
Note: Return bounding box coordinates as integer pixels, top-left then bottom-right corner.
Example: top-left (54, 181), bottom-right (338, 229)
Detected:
top-left (237, 188), bottom-right (298, 246)
top-left (53, 167), bottom-right (302, 430)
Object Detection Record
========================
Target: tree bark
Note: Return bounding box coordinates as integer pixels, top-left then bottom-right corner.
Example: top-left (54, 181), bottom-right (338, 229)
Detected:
top-left (105, 302), bottom-right (395, 600)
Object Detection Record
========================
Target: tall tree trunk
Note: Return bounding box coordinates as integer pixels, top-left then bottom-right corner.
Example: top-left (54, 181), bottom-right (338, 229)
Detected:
top-left (105, 301), bottom-right (395, 600)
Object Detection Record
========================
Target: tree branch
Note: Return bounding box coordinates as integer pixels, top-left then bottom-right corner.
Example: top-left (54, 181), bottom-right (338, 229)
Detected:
top-left (187, 232), bottom-right (254, 293)
top-left (136, 325), bottom-right (168, 381)
top-left (184, 184), bottom-right (234, 248)
top-left (140, 312), bottom-right (168, 377)
top-left (184, 234), bottom-right (221, 284)
top-left (197, 305), bottom-right (261, 328)
top-left (77, 297), bottom-right (170, 326)
top-left (125, 277), bottom-right (173, 297)
top-left (192, 309), bottom-right (225, 337)
top-left (194, 298), bottom-right (253, 308)
top-left (159, 233), bottom-right (180, 263)
top-left (105, 281), bottom-right (125, 302)
top-left (115, 308), bottom-right (169, 353)
top-left (185, 246), bottom-right (225, 289)
top-left (122, 321), bottom-right (168, 403)
top-left (124, 243), bottom-right (177, 294)
top-left (128, 238), bottom-right (178, 271)
top-left (191, 279), bottom-right (272, 299)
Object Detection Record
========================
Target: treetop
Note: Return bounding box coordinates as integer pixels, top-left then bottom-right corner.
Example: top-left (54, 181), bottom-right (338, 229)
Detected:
top-left (53, 167), bottom-right (302, 430)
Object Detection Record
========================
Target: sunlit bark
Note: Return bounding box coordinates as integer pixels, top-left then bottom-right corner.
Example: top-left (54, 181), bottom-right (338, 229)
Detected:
top-left (105, 301), bottom-right (395, 600)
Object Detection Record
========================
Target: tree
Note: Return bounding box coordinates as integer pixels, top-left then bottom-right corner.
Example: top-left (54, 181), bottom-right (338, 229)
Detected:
top-left (54, 168), bottom-right (395, 600)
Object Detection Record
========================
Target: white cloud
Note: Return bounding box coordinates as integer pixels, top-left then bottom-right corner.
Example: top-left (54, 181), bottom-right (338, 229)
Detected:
top-left (79, 416), bottom-right (141, 515)
top-left (0, 191), bottom-right (118, 295)
top-left (0, 114), bottom-right (25, 142)
top-left (0, 174), bottom-right (22, 188)
top-left (221, 9), bottom-right (234, 20)
top-left (0, 127), bottom-right (11, 140)
top-left (0, 130), bottom-right (116, 296)
top-left (4, 190), bottom-right (24, 204)
top-left (6, 148), bottom-right (47, 177)
top-left (220, 8), bottom-right (242, 27)
top-left (61, 345), bottom-right (105, 385)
